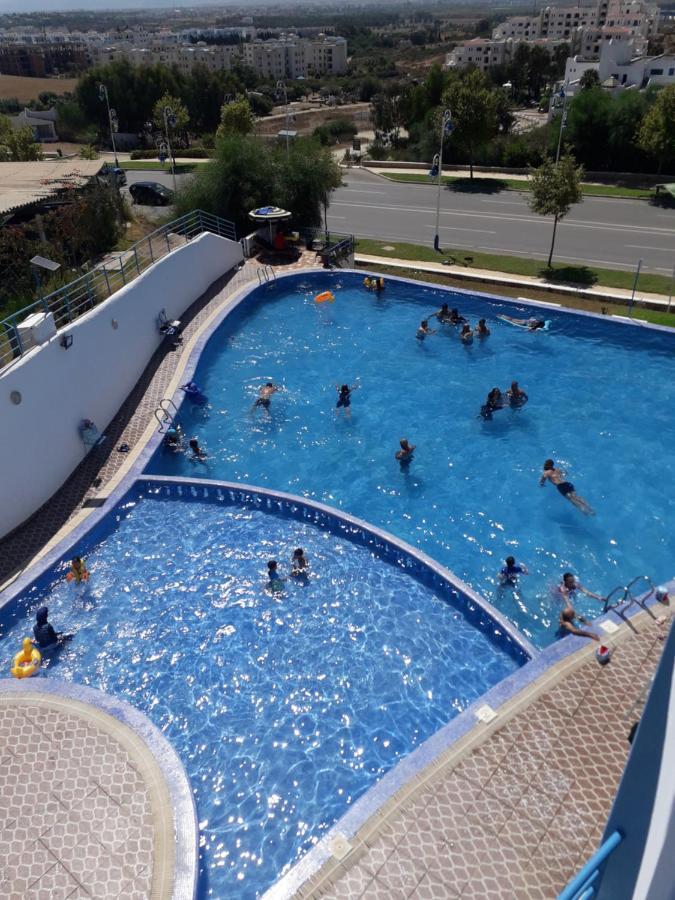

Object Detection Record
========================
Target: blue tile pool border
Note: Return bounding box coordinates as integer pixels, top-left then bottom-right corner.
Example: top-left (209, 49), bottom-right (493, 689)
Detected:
top-left (0, 676), bottom-right (198, 900)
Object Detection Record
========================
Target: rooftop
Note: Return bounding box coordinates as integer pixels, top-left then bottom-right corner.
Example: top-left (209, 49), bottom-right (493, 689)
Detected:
top-left (0, 160), bottom-right (104, 216)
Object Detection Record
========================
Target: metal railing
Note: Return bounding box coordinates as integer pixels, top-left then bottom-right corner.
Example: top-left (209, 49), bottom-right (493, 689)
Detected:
top-left (602, 575), bottom-right (661, 633)
top-left (0, 209), bottom-right (236, 373)
top-left (558, 830), bottom-right (623, 900)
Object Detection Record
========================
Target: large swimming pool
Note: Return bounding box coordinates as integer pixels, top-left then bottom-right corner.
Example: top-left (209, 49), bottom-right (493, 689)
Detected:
top-left (0, 485), bottom-right (520, 898)
top-left (149, 272), bottom-right (675, 647)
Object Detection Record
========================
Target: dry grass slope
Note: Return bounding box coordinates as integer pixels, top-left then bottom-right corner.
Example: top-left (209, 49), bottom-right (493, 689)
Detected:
top-left (0, 74), bottom-right (78, 103)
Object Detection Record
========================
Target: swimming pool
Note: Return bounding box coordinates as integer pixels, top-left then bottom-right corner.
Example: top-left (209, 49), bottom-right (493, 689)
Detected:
top-left (0, 483), bottom-right (521, 898)
top-left (148, 271), bottom-right (675, 648)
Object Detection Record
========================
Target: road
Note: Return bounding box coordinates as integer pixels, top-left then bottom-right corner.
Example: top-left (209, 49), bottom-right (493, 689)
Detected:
top-left (326, 169), bottom-right (675, 275)
top-left (124, 167), bottom-right (675, 275)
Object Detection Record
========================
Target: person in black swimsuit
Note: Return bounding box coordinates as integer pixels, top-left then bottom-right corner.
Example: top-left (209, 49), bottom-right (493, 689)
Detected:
top-left (540, 459), bottom-right (594, 515)
top-left (253, 382), bottom-right (279, 416)
top-left (335, 382), bottom-right (358, 418)
top-left (480, 387), bottom-right (504, 420)
top-left (507, 381), bottom-right (528, 407)
top-left (396, 438), bottom-right (415, 467)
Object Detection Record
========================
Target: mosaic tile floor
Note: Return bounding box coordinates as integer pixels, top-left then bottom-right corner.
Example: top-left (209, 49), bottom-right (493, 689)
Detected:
top-left (307, 615), bottom-right (670, 900)
top-left (0, 698), bottom-right (155, 899)
top-left (0, 249), bottom-right (320, 586)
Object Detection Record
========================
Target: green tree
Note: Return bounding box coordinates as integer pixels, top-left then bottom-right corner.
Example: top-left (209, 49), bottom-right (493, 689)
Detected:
top-left (579, 69), bottom-right (600, 90)
top-left (176, 134), bottom-right (341, 237)
top-left (0, 115), bottom-right (42, 161)
top-left (638, 85), bottom-right (675, 173)
top-left (566, 87), bottom-right (612, 169)
top-left (443, 70), bottom-right (497, 179)
top-left (152, 93), bottom-right (189, 136)
top-left (215, 96), bottom-right (254, 139)
top-left (529, 154), bottom-right (583, 267)
top-left (79, 144), bottom-right (99, 159)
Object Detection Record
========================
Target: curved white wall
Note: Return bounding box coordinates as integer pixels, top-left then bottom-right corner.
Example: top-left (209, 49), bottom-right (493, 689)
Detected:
top-left (0, 231), bottom-right (243, 540)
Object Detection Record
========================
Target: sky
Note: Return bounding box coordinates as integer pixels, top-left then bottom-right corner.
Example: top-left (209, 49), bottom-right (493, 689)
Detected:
top-left (0, 0), bottom-right (243, 12)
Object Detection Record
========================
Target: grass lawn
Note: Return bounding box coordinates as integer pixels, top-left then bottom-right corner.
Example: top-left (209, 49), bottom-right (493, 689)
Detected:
top-left (355, 237), bottom-right (673, 296)
top-left (382, 172), bottom-right (656, 200)
top-left (119, 161), bottom-right (201, 173)
top-left (357, 262), bottom-right (675, 329)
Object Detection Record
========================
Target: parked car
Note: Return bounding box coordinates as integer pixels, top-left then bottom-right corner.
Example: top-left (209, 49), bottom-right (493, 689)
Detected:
top-left (100, 163), bottom-right (127, 186)
top-left (129, 181), bottom-right (174, 206)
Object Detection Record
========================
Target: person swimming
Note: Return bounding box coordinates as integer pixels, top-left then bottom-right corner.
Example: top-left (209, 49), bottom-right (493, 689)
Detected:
top-left (189, 438), bottom-right (207, 462)
top-left (396, 438), bottom-right (415, 467)
top-left (267, 559), bottom-right (284, 591)
top-left (291, 548), bottom-right (309, 576)
top-left (507, 381), bottom-right (528, 407)
top-left (558, 605), bottom-right (600, 642)
top-left (253, 382), bottom-right (279, 415)
top-left (557, 572), bottom-right (605, 605)
top-left (460, 322), bottom-right (474, 344)
top-left (498, 556), bottom-right (529, 585)
top-left (163, 425), bottom-right (183, 453)
top-left (33, 606), bottom-right (72, 649)
top-left (476, 319), bottom-right (490, 337)
top-left (540, 459), bottom-right (594, 515)
top-left (416, 319), bottom-right (436, 341)
top-left (480, 387), bottom-right (504, 420)
top-left (500, 315), bottom-right (548, 331)
top-left (181, 382), bottom-right (208, 405)
top-left (431, 303), bottom-right (453, 324)
top-left (336, 382), bottom-right (358, 417)
top-left (67, 556), bottom-right (89, 583)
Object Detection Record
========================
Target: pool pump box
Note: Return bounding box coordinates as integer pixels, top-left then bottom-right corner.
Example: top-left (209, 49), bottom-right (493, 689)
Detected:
top-left (16, 311), bottom-right (57, 350)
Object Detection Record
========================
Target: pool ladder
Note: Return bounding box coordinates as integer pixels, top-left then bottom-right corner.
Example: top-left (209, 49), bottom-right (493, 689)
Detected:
top-left (602, 575), bottom-right (664, 633)
top-left (257, 265), bottom-right (276, 286)
top-left (154, 398), bottom-right (180, 434)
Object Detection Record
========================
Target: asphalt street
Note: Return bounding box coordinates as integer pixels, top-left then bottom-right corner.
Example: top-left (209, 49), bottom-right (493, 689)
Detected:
top-left (125, 168), bottom-right (675, 275)
top-left (327, 169), bottom-right (675, 275)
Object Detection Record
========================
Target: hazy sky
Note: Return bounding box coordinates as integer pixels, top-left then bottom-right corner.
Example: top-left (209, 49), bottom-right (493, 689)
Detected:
top-left (0, 0), bottom-right (236, 12)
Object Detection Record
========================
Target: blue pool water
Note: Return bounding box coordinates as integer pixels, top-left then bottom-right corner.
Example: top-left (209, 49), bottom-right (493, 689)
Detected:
top-left (0, 489), bottom-right (519, 898)
top-left (149, 272), bottom-right (675, 647)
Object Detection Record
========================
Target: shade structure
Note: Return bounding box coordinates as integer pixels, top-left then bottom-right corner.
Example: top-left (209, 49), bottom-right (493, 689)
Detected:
top-left (249, 206), bottom-right (292, 242)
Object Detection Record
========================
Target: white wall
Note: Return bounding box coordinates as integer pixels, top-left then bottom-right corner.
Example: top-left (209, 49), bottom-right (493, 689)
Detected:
top-left (0, 231), bottom-right (243, 540)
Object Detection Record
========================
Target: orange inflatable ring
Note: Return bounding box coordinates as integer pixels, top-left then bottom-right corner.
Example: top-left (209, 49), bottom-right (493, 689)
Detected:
top-left (315, 291), bottom-right (335, 304)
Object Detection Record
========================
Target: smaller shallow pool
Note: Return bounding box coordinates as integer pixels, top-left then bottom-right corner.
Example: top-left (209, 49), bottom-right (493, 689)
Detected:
top-left (0, 484), bottom-right (520, 898)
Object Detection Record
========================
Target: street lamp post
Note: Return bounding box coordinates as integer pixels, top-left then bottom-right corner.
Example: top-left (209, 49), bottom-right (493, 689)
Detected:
top-left (98, 83), bottom-right (119, 167)
top-left (547, 82), bottom-right (569, 269)
top-left (433, 108), bottom-right (452, 252)
top-left (276, 80), bottom-right (290, 159)
top-left (162, 106), bottom-right (178, 194)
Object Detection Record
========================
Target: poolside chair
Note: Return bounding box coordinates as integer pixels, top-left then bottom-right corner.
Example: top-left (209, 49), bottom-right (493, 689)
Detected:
top-left (157, 308), bottom-right (183, 349)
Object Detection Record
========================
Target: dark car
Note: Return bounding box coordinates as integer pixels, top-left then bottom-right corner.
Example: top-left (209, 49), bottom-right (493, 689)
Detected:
top-left (129, 181), bottom-right (174, 206)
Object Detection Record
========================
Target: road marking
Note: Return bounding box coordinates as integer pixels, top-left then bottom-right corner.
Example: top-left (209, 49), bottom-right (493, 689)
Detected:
top-left (340, 188), bottom-right (390, 195)
top-left (424, 224), bottom-right (498, 235)
top-left (626, 244), bottom-right (674, 252)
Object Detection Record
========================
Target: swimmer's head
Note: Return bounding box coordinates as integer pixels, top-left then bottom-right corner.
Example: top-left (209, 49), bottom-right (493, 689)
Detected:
top-left (266, 382), bottom-right (273, 387)
top-left (400, 438), bottom-right (410, 450)
top-left (340, 384), bottom-right (349, 393)
top-left (293, 548), bottom-right (304, 559)
top-left (421, 319), bottom-right (428, 327)
top-left (461, 323), bottom-right (470, 334)
top-left (441, 303), bottom-right (448, 312)
top-left (189, 438), bottom-right (200, 451)
top-left (563, 572), bottom-right (576, 587)
top-left (479, 318), bottom-right (486, 327)
top-left (268, 559), bottom-right (278, 572)
top-left (543, 459), bottom-right (555, 471)
top-left (511, 381), bottom-right (519, 391)
top-left (561, 608), bottom-right (575, 622)
top-left (451, 308), bottom-right (458, 316)
top-left (36, 606), bottom-right (49, 624)
top-left (505, 556), bottom-right (515, 567)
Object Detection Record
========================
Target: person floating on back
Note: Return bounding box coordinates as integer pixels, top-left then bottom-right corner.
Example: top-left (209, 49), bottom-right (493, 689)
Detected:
top-left (416, 319), bottom-right (436, 341)
top-left (498, 556), bottom-right (529, 586)
top-left (507, 381), bottom-right (528, 407)
top-left (540, 459), bottom-right (594, 516)
top-left (396, 438), bottom-right (415, 467)
top-left (253, 382), bottom-right (280, 416)
top-left (500, 315), bottom-right (548, 331)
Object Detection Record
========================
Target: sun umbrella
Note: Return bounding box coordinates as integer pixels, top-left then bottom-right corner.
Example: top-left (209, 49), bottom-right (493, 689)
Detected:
top-left (249, 206), bottom-right (292, 243)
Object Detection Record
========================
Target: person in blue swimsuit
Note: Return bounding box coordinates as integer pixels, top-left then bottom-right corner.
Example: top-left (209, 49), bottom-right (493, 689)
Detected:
top-left (267, 560), bottom-right (284, 592)
top-left (540, 459), bottom-right (594, 515)
top-left (498, 556), bottom-right (529, 585)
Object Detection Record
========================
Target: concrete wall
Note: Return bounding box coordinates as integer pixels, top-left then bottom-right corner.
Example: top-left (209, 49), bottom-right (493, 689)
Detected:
top-left (0, 231), bottom-right (243, 540)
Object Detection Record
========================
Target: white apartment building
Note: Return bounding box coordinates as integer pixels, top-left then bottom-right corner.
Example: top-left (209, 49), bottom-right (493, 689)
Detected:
top-left (446, 36), bottom-right (567, 73)
top-left (564, 37), bottom-right (675, 88)
top-left (89, 33), bottom-right (347, 78)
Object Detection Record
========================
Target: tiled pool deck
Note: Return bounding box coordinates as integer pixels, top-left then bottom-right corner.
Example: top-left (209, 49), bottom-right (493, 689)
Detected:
top-left (0, 688), bottom-right (176, 899)
top-left (297, 612), bottom-right (670, 900)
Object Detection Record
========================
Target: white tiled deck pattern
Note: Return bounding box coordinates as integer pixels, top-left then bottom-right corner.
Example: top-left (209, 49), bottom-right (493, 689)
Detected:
top-left (0, 696), bottom-right (163, 899)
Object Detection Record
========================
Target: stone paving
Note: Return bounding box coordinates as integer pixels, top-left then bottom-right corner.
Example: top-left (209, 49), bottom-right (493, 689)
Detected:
top-left (0, 248), bottom-right (320, 587)
top-left (0, 697), bottom-right (157, 899)
top-left (305, 614), bottom-right (670, 900)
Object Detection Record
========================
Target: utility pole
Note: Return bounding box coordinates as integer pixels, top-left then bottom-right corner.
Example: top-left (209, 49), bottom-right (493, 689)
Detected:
top-left (276, 80), bottom-right (290, 159)
top-left (98, 83), bottom-right (119, 167)
top-left (163, 106), bottom-right (178, 194)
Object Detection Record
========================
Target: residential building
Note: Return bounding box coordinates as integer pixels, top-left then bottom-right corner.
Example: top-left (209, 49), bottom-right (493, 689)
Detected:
top-left (445, 36), bottom-right (567, 73)
top-left (564, 37), bottom-right (675, 89)
top-left (0, 42), bottom-right (87, 76)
